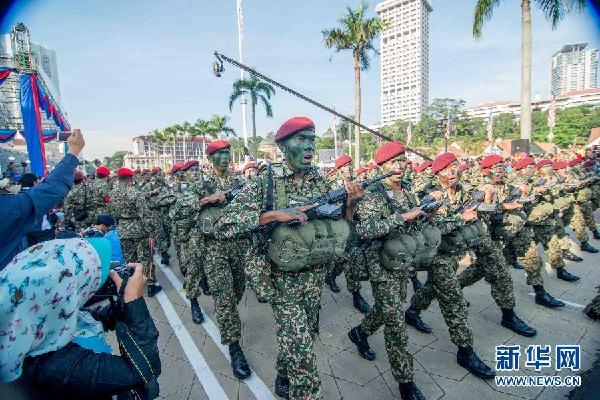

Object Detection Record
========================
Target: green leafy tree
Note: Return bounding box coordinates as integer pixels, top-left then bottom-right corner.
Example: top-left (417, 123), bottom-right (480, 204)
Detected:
top-left (473, 0), bottom-right (587, 140)
top-left (493, 113), bottom-right (518, 139)
top-left (229, 75), bottom-right (275, 158)
top-left (323, 2), bottom-right (384, 167)
top-left (103, 150), bottom-right (128, 171)
top-left (208, 114), bottom-right (236, 138)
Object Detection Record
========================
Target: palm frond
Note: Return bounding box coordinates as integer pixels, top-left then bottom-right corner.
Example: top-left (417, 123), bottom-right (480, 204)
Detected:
top-left (472, 0), bottom-right (503, 38)
top-left (259, 94), bottom-right (273, 118)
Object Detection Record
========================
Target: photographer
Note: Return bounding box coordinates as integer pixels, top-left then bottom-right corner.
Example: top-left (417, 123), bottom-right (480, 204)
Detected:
top-left (0, 238), bottom-right (161, 400)
top-left (0, 130), bottom-right (85, 270)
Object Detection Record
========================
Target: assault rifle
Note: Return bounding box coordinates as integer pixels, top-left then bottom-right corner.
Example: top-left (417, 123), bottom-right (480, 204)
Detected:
top-left (263, 170), bottom-right (400, 233)
top-left (415, 195), bottom-right (448, 221)
top-left (200, 180), bottom-right (246, 209)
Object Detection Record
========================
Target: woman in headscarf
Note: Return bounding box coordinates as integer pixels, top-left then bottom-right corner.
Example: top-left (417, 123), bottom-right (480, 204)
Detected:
top-left (0, 238), bottom-right (161, 399)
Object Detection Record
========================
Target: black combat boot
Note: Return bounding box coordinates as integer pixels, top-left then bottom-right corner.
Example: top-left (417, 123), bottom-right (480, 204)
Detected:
top-left (533, 285), bottom-right (565, 308)
top-left (593, 229), bottom-right (600, 240)
top-left (352, 291), bottom-right (371, 314)
top-left (562, 250), bottom-right (583, 262)
top-left (146, 283), bottom-right (162, 297)
top-left (228, 341), bottom-right (252, 380)
top-left (324, 273), bottom-right (340, 293)
top-left (199, 276), bottom-right (211, 296)
top-left (190, 298), bottom-right (204, 324)
top-left (399, 382), bottom-right (426, 400)
top-left (405, 306), bottom-right (432, 334)
top-left (456, 346), bottom-right (495, 380)
top-left (556, 267), bottom-right (580, 282)
top-left (513, 261), bottom-right (525, 270)
top-left (584, 304), bottom-right (600, 320)
top-left (348, 326), bottom-right (376, 360)
top-left (581, 241), bottom-right (599, 253)
top-left (410, 275), bottom-right (424, 292)
top-left (274, 375), bottom-right (290, 399)
top-left (161, 251), bottom-right (170, 266)
top-left (500, 308), bottom-right (537, 337)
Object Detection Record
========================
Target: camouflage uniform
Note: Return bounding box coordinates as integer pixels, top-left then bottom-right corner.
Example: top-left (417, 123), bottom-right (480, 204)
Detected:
top-left (352, 185), bottom-right (414, 383)
top-left (63, 181), bottom-right (95, 231)
top-left (409, 186), bottom-right (475, 348)
top-left (89, 177), bottom-right (112, 221)
top-left (217, 163), bottom-right (330, 400)
top-left (144, 176), bottom-right (175, 257)
top-left (109, 181), bottom-right (154, 281)
top-left (168, 180), bottom-right (199, 281)
top-left (197, 171), bottom-right (247, 344)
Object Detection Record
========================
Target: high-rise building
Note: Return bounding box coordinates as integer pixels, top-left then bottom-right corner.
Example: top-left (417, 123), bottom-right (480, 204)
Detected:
top-left (376, 0), bottom-right (432, 125)
top-left (551, 43), bottom-right (598, 97)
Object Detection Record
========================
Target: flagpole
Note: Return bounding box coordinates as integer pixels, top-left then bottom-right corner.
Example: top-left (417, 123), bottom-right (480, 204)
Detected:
top-left (237, 0), bottom-right (249, 162)
top-left (332, 112), bottom-right (338, 156)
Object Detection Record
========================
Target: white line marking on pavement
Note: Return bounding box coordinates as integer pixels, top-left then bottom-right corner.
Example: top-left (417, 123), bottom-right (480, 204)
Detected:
top-left (160, 265), bottom-right (276, 400)
top-left (528, 293), bottom-right (585, 308)
top-left (155, 290), bottom-right (229, 400)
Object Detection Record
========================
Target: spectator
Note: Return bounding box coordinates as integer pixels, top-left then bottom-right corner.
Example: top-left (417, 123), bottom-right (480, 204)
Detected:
top-left (0, 238), bottom-right (161, 399)
top-left (82, 214), bottom-right (126, 265)
top-left (0, 130), bottom-right (85, 270)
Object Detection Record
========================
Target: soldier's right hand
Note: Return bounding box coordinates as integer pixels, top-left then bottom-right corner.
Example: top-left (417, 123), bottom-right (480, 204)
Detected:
top-left (199, 191), bottom-right (227, 207)
top-left (401, 207), bottom-right (425, 222)
top-left (462, 209), bottom-right (478, 222)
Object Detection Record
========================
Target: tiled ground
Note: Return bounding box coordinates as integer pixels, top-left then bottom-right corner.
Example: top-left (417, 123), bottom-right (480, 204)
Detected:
top-left (114, 226), bottom-right (600, 400)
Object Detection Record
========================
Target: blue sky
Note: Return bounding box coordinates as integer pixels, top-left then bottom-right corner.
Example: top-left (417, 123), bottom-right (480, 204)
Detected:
top-left (2, 0), bottom-right (599, 159)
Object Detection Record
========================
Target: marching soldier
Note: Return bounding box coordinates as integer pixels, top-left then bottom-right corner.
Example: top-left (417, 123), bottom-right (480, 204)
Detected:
top-left (217, 117), bottom-right (363, 400)
top-left (196, 140), bottom-right (252, 380)
top-left (109, 167), bottom-right (162, 297)
top-left (63, 170), bottom-right (94, 231)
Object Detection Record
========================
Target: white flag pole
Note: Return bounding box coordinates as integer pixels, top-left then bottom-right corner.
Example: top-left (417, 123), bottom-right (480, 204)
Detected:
top-left (237, 0), bottom-right (249, 162)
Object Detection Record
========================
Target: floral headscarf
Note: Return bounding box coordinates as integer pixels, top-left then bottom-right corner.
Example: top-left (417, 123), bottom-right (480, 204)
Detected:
top-left (0, 238), bottom-right (110, 382)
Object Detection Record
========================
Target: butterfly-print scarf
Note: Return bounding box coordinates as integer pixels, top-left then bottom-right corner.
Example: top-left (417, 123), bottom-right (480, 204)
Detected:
top-left (0, 238), bottom-right (109, 382)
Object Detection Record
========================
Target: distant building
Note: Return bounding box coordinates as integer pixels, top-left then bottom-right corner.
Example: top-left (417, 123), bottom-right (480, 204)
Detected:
top-left (376, 0), bottom-right (432, 125)
top-left (551, 43), bottom-right (598, 97)
top-left (123, 135), bottom-right (211, 170)
top-left (464, 88), bottom-right (600, 119)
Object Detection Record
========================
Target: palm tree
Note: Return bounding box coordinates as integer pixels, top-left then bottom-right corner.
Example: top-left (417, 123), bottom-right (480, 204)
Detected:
top-left (163, 126), bottom-right (179, 164)
top-left (190, 119), bottom-right (211, 162)
top-left (473, 0), bottom-right (586, 141)
top-left (229, 75), bottom-right (275, 158)
top-left (150, 128), bottom-right (170, 168)
top-left (208, 114), bottom-right (236, 138)
top-left (323, 2), bottom-right (383, 167)
top-left (173, 121), bottom-right (192, 162)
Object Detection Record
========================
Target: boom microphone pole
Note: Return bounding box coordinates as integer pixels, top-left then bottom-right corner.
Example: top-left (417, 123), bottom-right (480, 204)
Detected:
top-left (212, 51), bottom-right (431, 161)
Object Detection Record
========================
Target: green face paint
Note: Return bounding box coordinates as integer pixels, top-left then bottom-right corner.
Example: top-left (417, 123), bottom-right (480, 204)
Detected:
top-left (282, 129), bottom-right (316, 172)
top-left (210, 149), bottom-right (231, 172)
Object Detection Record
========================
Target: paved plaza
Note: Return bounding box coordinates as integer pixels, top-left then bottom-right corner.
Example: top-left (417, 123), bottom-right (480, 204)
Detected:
top-left (109, 226), bottom-right (600, 400)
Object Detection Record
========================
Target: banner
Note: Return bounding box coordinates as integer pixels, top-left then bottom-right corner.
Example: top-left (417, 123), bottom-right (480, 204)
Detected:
top-left (0, 129), bottom-right (17, 143)
top-left (0, 67), bottom-right (10, 86)
top-left (20, 74), bottom-right (47, 176)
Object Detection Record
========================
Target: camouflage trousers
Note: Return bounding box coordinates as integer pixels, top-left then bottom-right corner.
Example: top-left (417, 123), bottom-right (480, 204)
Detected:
top-left (271, 267), bottom-right (325, 400)
top-left (361, 269), bottom-right (413, 383)
top-left (460, 233), bottom-right (515, 309)
top-left (579, 201), bottom-right (597, 233)
top-left (185, 229), bottom-right (207, 300)
top-left (570, 204), bottom-right (589, 242)
top-left (150, 210), bottom-right (170, 254)
top-left (503, 226), bottom-right (545, 286)
top-left (121, 237), bottom-right (155, 283)
top-left (410, 254), bottom-right (473, 347)
top-left (328, 259), bottom-right (361, 293)
top-left (174, 237), bottom-right (190, 278)
top-left (203, 237), bottom-right (246, 345)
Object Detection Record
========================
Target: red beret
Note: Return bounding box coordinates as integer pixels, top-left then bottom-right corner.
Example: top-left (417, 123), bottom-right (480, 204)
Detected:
top-left (96, 166), bottom-right (110, 177)
top-left (134, 169), bottom-right (141, 175)
top-left (355, 166), bottom-right (367, 176)
top-left (375, 141), bottom-right (406, 165)
top-left (552, 161), bottom-right (567, 170)
top-left (334, 154), bottom-right (352, 170)
top-left (243, 162), bottom-right (259, 172)
top-left (567, 158), bottom-right (582, 168)
top-left (206, 139), bottom-right (231, 155)
top-left (414, 161), bottom-right (432, 173)
top-left (536, 159), bottom-right (552, 170)
top-left (432, 152), bottom-right (457, 174)
top-left (583, 159), bottom-right (593, 168)
top-left (480, 154), bottom-right (504, 169)
top-left (512, 157), bottom-right (535, 171)
top-left (180, 160), bottom-right (200, 171)
top-left (74, 171), bottom-right (86, 182)
top-left (151, 167), bottom-right (162, 175)
top-left (170, 163), bottom-right (184, 174)
top-left (141, 169), bottom-right (150, 175)
top-left (117, 167), bottom-right (134, 177)
top-left (275, 116), bottom-right (315, 143)
top-left (368, 162), bottom-right (378, 171)
top-left (458, 163), bottom-right (470, 172)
